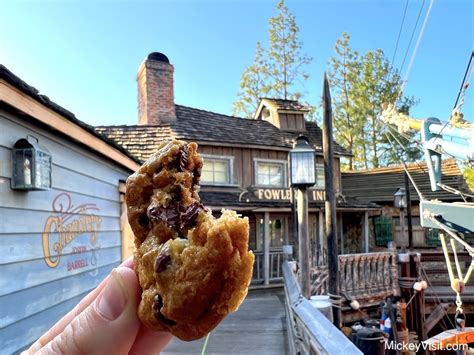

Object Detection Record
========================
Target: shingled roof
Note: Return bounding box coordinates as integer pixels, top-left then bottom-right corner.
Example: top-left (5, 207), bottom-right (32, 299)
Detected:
top-left (95, 104), bottom-right (350, 162)
top-left (259, 98), bottom-right (311, 112)
top-left (341, 159), bottom-right (471, 203)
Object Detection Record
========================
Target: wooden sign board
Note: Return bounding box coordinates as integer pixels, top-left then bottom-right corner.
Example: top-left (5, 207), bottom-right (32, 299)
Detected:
top-left (253, 188), bottom-right (326, 202)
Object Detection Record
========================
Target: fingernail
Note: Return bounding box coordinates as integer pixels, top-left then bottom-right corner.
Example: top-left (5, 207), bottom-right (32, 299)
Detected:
top-left (97, 268), bottom-right (128, 320)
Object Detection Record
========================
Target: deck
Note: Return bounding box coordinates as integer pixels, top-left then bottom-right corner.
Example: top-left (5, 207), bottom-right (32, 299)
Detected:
top-left (162, 288), bottom-right (287, 355)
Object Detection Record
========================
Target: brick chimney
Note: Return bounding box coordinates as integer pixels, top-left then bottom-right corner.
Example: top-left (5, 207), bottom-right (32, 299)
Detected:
top-left (137, 52), bottom-right (176, 125)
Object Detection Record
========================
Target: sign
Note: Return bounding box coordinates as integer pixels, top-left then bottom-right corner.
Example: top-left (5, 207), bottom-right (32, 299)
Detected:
top-left (253, 188), bottom-right (326, 202)
top-left (42, 192), bottom-right (102, 269)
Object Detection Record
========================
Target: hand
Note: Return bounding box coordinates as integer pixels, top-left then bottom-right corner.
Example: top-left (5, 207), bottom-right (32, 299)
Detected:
top-left (23, 258), bottom-right (172, 355)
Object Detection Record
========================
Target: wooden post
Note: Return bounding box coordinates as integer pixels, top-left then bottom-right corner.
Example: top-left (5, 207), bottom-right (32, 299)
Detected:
top-left (404, 172), bottom-right (413, 250)
top-left (297, 188), bottom-right (311, 298)
top-left (291, 188), bottom-right (298, 245)
top-left (322, 73), bottom-right (340, 327)
top-left (364, 211), bottom-right (369, 253)
top-left (264, 211), bottom-right (270, 285)
top-left (318, 210), bottom-right (324, 265)
top-left (400, 208), bottom-right (406, 251)
top-left (338, 213), bottom-right (344, 254)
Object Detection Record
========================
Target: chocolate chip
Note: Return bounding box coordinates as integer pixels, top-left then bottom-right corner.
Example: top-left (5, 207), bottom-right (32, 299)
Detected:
top-left (181, 201), bottom-right (203, 230)
top-left (153, 294), bottom-right (163, 311)
top-left (148, 205), bottom-right (180, 230)
top-left (153, 294), bottom-right (177, 326)
top-left (176, 145), bottom-right (190, 172)
top-left (148, 201), bottom-right (203, 233)
top-left (138, 214), bottom-right (149, 227)
top-left (155, 253), bottom-right (171, 273)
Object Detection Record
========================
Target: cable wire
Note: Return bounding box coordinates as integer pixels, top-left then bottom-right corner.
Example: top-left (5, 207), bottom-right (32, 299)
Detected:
top-left (453, 51), bottom-right (474, 110)
top-left (398, 0), bottom-right (425, 78)
top-left (391, 0), bottom-right (410, 67)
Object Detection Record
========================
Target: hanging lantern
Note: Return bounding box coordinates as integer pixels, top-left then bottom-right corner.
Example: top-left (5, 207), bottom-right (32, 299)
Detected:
top-left (289, 135), bottom-right (316, 188)
top-left (11, 135), bottom-right (52, 190)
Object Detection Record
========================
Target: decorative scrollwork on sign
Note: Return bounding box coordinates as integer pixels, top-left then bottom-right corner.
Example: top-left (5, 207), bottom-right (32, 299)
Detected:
top-left (42, 192), bottom-right (102, 268)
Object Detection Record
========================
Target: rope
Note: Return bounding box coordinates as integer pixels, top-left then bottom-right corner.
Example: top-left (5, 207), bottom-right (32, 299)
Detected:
top-left (398, 0), bottom-right (434, 101)
top-left (384, 130), bottom-right (425, 200)
top-left (419, 262), bottom-right (456, 329)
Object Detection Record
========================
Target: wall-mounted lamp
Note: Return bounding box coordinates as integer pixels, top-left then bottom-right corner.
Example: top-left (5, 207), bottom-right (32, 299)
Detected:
top-left (12, 135), bottom-right (52, 191)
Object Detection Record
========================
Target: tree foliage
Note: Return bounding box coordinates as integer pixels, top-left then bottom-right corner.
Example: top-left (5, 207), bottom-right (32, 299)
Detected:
top-left (232, 42), bottom-right (271, 118)
top-left (233, 0), bottom-right (311, 118)
top-left (328, 32), bottom-right (421, 169)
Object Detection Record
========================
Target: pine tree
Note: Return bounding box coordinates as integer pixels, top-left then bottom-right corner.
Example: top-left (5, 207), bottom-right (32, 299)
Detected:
top-left (267, 0), bottom-right (311, 100)
top-left (232, 42), bottom-right (270, 118)
top-left (233, 0), bottom-right (311, 117)
top-left (328, 33), bottom-right (421, 169)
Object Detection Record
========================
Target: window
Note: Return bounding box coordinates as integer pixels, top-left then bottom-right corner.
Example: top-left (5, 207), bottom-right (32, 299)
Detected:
top-left (257, 216), bottom-right (286, 248)
top-left (314, 163), bottom-right (325, 189)
top-left (255, 160), bottom-right (286, 187)
top-left (201, 155), bottom-right (233, 185)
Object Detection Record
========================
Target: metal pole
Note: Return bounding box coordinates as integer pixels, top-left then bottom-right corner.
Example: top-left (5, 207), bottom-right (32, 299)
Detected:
top-left (322, 73), bottom-right (340, 326)
top-left (297, 188), bottom-right (311, 299)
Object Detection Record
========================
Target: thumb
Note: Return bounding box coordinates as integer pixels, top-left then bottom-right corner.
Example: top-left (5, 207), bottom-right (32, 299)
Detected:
top-left (39, 267), bottom-right (141, 355)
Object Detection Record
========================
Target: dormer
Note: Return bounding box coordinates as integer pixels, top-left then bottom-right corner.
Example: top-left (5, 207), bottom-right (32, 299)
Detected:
top-left (254, 98), bottom-right (310, 131)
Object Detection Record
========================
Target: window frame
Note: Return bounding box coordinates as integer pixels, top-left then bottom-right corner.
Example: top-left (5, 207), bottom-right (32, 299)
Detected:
top-left (200, 154), bottom-right (235, 186)
top-left (254, 158), bottom-right (288, 188)
top-left (312, 163), bottom-right (325, 190)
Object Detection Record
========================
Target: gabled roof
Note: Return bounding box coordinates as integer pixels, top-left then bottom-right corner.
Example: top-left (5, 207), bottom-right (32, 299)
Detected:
top-left (254, 98), bottom-right (311, 121)
top-left (259, 98), bottom-right (311, 112)
top-left (341, 159), bottom-right (469, 203)
top-left (96, 104), bottom-right (350, 163)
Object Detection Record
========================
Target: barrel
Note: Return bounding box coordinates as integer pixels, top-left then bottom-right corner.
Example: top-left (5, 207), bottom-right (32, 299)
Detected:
top-left (309, 295), bottom-right (333, 322)
top-left (351, 327), bottom-right (385, 355)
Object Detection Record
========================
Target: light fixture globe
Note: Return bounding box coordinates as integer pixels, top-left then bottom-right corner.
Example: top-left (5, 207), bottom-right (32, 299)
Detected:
top-left (289, 135), bottom-right (316, 188)
top-left (394, 187), bottom-right (407, 208)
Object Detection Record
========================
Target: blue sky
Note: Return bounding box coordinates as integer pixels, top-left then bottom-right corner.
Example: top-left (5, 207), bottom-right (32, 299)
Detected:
top-left (0, 0), bottom-right (472, 127)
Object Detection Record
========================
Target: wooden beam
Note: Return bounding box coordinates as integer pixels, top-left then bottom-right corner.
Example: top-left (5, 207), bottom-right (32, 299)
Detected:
top-left (297, 188), bottom-right (311, 298)
top-left (364, 211), bottom-right (369, 253)
top-left (424, 303), bottom-right (451, 334)
top-left (0, 80), bottom-right (140, 172)
top-left (264, 211), bottom-right (270, 286)
top-left (322, 73), bottom-right (340, 327)
top-left (319, 211), bottom-right (324, 266)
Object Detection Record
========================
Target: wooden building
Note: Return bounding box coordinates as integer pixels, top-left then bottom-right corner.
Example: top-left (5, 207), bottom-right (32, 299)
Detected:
top-left (0, 65), bottom-right (139, 353)
top-left (96, 52), bottom-right (379, 287)
top-left (341, 159), bottom-right (471, 249)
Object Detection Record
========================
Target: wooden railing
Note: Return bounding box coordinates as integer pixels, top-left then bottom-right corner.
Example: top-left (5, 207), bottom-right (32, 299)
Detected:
top-left (311, 252), bottom-right (400, 308)
top-left (251, 250), bottom-right (285, 284)
top-left (282, 261), bottom-right (362, 355)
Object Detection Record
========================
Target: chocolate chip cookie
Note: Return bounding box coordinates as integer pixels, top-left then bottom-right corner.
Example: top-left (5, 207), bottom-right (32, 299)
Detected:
top-left (126, 139), bottom-right (254, 341)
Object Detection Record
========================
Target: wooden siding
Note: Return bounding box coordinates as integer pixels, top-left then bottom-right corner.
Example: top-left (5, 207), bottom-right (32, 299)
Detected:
top-left (278, 113), bottom-right (305, 131)
top-left (0, 109), bottom-right (131, 354)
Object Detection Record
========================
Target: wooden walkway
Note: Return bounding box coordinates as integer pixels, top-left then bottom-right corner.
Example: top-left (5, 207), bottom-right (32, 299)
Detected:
top-left (162, 288), bottom-right (287, 355)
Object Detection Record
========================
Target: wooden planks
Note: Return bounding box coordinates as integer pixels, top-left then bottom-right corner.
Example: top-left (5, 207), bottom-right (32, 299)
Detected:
top-left (0, 111), bottom-right (130, 354)
top-left (162, 290), bottom-right (287, 355)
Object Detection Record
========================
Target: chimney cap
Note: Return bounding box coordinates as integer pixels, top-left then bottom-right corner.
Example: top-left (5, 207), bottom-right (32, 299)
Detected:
top-left (147, 52), bottom-right (170, 63)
